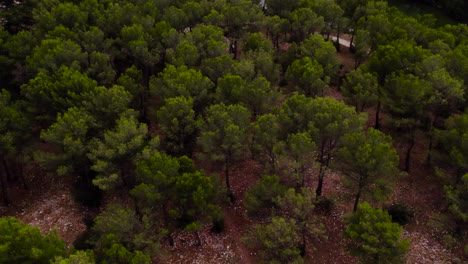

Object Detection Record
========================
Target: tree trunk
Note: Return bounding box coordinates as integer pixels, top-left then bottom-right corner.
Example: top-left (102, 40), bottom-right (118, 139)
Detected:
top-left (426, 131), bottom-right (433, 166)
top-left (426, 117), bottom-right (435, 166)
top-left (349, 29), bottom-right (355, 48)
top-left (316, 163), bottom-right (325, 198)
top-left (18, 161), bottom-right (28, 190)
top-left (2, 157), bottom-right (14, 182)
top-left (374, 100), bottom-right (381, 130)
top-left (353, 189), bottom-right (362, 212)
top-left (300, 165), bottom-right (307, 187)
top-left (300, 228), bottom-right (306, 257)
top-left (225, 157), bottom-right (234, 200)
top-left (195, 230), bottom-right (202, 246)
top-left (225, 158), bottom-right (230, 192)
top-left (163, 203), bottom-right (174, 247)
top-left (336, 28), bottom-right (341, 52)
top-left (0, 169), bottom-right (9, 206)
top-left (405, 132), bottom-right (415, 172)
top-left (134, 198), bottom-right (143, 222)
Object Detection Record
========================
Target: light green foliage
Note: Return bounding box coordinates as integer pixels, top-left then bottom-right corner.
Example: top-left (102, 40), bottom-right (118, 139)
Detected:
top-left (423, 66), bottom-right (465, 114)
top-left (383, 73), bottom-right (432, 120)
top-left (131, 152), bottom-right (180, 211)
top-left (95, 234), bottom-right (150, 264)
top-left (299, 34), bottom-right (341, 80)
top-left (167, 40), bottom-right (200, 67)
top-left (117, 66), bottom-right (146, 113)
top-left (274, 132), bottom-right (316, 187)
top-left (341, 68), bottom-right (379, 112)
top-left (120, 23), bottom-right (160, 68)
top-left (339, 129), bottom-right (400, 211)
top-left (157, 96), bottom-right (197, 156)
top-left (368, 39), bottom-right (430, 84)
top-left (132, 154), bottom-right (221, 244)
top-left (200, 55), bottom-right (236, 83)
top-left (26, 38), bottom-right (87, 74)
top-left (151, 64), bottom-right (214, 112)
top-left (277, 94), bottom-right (315, 137)
top-left (248, 217), bottom-right (303, 264)
top-left (162, 6), bottom-right (188, 31)
top-left (251, 113), bottom-right (281, 171)
top-left (92, 204), bottom-right (159, 256)
top-left (88, 112), bottom-right (148, 190)
top-left (286, 57), bottom-right (329, 97)
top-left (21, 66), bottom-right (97, 124)
top-left (216, 74), bottom-right (277, 116)
top-left (186, 24), bottom-right (227, 60)
top-left (0, 217), bottom-right (66, 264)
top-left (215, 74), bottom-right (243, 105)
top-left (304, 0), bottom-right (344, 39)
top-left (344, 203), bottom-right (410, 264)
top-left (0, 90), bottom-right (30, 155)
top-left (197, 103), bottom-right (250, 193)
top-left (265, 0), bottom-right (300, 17)
top-left (276, 188), bottom-right (326, 251)
top-left (444, 174), bottom-right (468, 230)
top-left (34, 2), bottom-right (87, 32)
top-left (243, 49), bottom-right (281, 84)
top-left (86, 51), bottom-right (116, 87)
top-left (277, 96), bottom-right (366, 196)
top-left (244, 175), bottom-right (287, 216)
top-left (39, 107), bottom-right (95, 177)
top-left (173, 171), bottom-right (222, 233)
top-left (289, 8), bottom-right (325, 42)
top-left (53, 250), bottom-right (95, 264)
top-left (436, 113), bottom-right (468, 176)
top-left (244, 32), bottom-right (274, 53)
top-left (82, 85), bottom-right (133, 130)
top-left (182, 1), bottom-right (206, 29)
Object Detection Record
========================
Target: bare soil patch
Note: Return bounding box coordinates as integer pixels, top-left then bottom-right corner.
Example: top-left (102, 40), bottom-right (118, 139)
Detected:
top-left (0, 163), bottom-right (95, 245)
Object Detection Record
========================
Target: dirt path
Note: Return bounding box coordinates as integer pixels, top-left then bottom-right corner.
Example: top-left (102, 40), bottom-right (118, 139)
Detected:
top-left (222, 207), bottom-right (255, 264)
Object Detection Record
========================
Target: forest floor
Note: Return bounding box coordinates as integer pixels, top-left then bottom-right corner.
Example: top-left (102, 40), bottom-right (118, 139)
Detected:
top-left (0, 42), bottom-right (465, 263)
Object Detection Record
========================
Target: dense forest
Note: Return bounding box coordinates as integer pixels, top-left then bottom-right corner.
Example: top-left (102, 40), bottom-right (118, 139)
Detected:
top-left (0, 0), bottom-right (467, 263)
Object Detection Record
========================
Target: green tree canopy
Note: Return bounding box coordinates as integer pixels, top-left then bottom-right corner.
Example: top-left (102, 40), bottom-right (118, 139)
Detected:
top-left (197, 103), bottom-right (250, 197)
top-left (344, 203), bottom-right (410, 264)
top-left (339, 128), bottom-right (400, 211)
top-left (0, 217), bottom-right (66, 264)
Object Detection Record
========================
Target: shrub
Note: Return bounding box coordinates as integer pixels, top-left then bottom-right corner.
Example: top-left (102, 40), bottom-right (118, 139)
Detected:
top-left (384, 203), bottom-right (414, 225)
top-left (72, 181), bottom-right (102, 207)
top-left (211, 216), bottom-right (225, 233)
top-left (314, 197), bottom-right (335, 215)
top-left (244, 175), bottom-right (287, 217)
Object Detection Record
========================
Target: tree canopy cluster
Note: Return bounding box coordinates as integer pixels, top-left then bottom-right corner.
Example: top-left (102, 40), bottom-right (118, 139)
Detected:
top-left (0, 0), bottom-right (467, 262)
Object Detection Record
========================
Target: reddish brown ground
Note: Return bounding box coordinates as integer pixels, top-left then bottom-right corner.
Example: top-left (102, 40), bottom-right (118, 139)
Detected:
top-left (1, 40), bottom-right (464, 263)
top-left (0, 163), bottom-right (96, 245)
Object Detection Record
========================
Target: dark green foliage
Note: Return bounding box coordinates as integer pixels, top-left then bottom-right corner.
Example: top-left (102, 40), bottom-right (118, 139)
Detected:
top-left (197, 103), bottom-right (250, 195)
top-left (244, 175), bottom-right (287, 216)
top-left (131, 153), bottom-right (222, 245)
top-left (444, 173), bottom-right (468, 236)
top-left (0, 217), bottom-right (66, 264)
top-left (339, 128), bottom-right (400, 211)
top-left (247, 217), bottom-right (303, 264)
top-left (21, 66), bottom-right (97, 125)
top-left (157, 96), bottom-right (197, 156)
